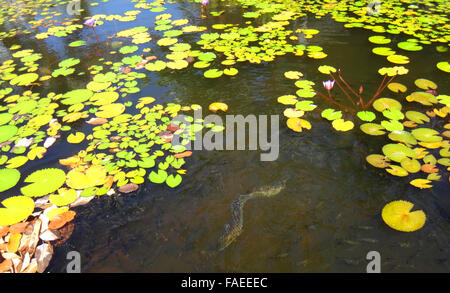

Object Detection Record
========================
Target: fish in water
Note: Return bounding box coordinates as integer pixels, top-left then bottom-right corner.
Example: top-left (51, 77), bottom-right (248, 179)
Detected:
top-left (218, 180), bottom-right (286, 251)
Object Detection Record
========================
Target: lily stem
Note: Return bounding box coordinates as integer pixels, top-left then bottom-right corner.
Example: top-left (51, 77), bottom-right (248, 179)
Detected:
top-left (336, 71), bottom-right (362, 102)
top-left (364, 75), bottom-right (397, 109)
top-left (329, 73), bottom-right (356, 107)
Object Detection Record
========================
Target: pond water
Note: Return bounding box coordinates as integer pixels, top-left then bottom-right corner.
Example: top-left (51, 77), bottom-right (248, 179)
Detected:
top-left (0, 0), bottom-right (449, 273)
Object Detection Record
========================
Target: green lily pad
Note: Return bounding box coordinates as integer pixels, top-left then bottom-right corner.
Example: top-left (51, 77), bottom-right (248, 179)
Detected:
top-left (405, 111), bottom-right (430, 124)
top-left (0, 168), bottom-right (20, 193)
top-left (166, 174), bottom-right (182, 188)
top-left (397, 41), bottom-right (423, 51)
top-left (380, 120), bottom-right (404, 132)
top-left (373, 98), bottom-right (402, 112)
top-left (10, 73), bottom-right (38, 86)
top-left (295, 100), bottom-right (317, 111)
top-left (357, 111), bottom-right (376, 122)
top-left (61, 89), bottom-right (93, 105)
top-left (360, 123), bottom-right (385, 136)
top-left (388, 131), bottom-right (417, 145)
top-left (204, 69), bottom-right (223, 78)
top-left (0, 125), bottom-right (18, 143)
top-left (368, 35), bottom-right (391, 45)
top-left (321, 109), bottom-right (342, 121)
top-left (20, 168), bottom-right (66, 197)
top-left (411, 128), bottom-right (442, 143)
top-left (400, 158), bottom-right (421, 173)
top-left (0, 196), bottom-right (35, 226)
top-left (437, 61), bottom-right (450, 73)
top-left (149, 169), bottom-right (168, 184)
top-left (382, 143), bottom-right (417, 162)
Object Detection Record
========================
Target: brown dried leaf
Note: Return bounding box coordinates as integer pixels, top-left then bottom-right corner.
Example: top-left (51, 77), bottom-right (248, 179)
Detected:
top-left (421, 164), bottom-right (439, 173)
top-left (174, 151), bottom-right (192, 159)
top-left (20, 258), bottom-right (37, 273)
top-left (86, 117), bottom-right (108, 125)
top-left (48, 211), bottom-right (76, 230)
top-left (9, 222), bottom-right (29, 234)
top-left (35, 243), bottom-right (53, 273)
top-left (0, 258), bottom-right (12, 273)
top-left (0, 226), bottom-right (9, 238)
top-left (118, 183), bottom-right (139, 194)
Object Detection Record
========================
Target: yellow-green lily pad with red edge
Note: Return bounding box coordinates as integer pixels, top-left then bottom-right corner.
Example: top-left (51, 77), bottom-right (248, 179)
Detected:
top-left (386, 165), bottom-right (409, 177)
top-left (366, 154), bottom-right (390, 168)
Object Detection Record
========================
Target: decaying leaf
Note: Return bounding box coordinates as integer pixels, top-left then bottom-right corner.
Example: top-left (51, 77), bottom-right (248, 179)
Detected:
top-left (118, 183), bottom-right (139, 193)
top-left (48, 211), bottom-right (76, 230)
top-left (35, 243), bottom-right (53, 273)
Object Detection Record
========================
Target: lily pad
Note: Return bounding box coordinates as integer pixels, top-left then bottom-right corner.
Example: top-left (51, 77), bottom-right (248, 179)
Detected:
top-left (0, 196), bottom-right (35, 226)
top-left (411, 128), bottom-right (442, 143)
top-left (21, 168), bottom-right (66, 197)
top-left (382, 143), bottom-right (417, 162)
top-left (0, 168), bottom-right (20, 193)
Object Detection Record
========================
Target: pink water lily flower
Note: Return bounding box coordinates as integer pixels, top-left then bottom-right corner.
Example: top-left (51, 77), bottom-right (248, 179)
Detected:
top-left (84, 18), bottom-right (97, 27)
top-left (201, 0), bottom-right (209, 6)
top-left (323, 80), bottom-right (335, 91)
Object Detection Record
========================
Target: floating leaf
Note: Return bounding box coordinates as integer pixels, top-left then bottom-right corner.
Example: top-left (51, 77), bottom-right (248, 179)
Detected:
top-left (0, 169), bottom-right (20, 193)
top-left (67, 132), bottom-right (85, 144)
top-left (295, 100), bottom-right (317, 111)
top-left (321, 109), bottom-right (342, 121)
top-left (149, 169), bottom-right (168, 184)
top-left (368, 35), bottom-right (391, 44)
top-left (204, 69), bottom-right (223, 78)
top-left (10, 73), bottom-right (38, 86)
top-left (414, 79), bottom-right (437, 90)
top-left (61, 89), bottom-right (93, 105)
top-left (387, 82), bottom-right (407, 93)
top-left (95, 103), bottom-right (125, 118)
top-left (382, 143), bottom-right (417, 162)
top-left (0, 125), bottom-right (18, 143)
top-left (49, 188), bottom-right (77, 206)
top-left (397, 41), bottom-right (422, 51)
top-left (357, 111), bottom-right (376, 122)
top-left (0, 196), bottom-right (34, 226)
top-left (209, 102), bottom-right (228, 112)
top-left (366, 154), bottom-right (390, 168)
top-left (405, 111), bottom-right (430, 124)
top-left (373, 98), bottom-right (402, 112)
top-left (436, 61), bottom-right (450, 73)
top-left (387, 54), bottom-right (409, 64)
top-left (21, 168), bottom-right (66, 197)
top-left (411, 128), bottom-right (442, 143)
top-left (318, 65), bottom-right (336, 74)
top-left (66, 165), bottom-right (107, 190)
top-left (286, 118), bottom-right (311, 132)
top-left (386, 165), bottom-right (408, 177)
top-left (382, 200), bottom-right (426, 232)
top-left (277, 95), bottom-right (297, 105)
top-left (284, 71), bottom-right (303, 79)
top-left (388, 131), bottom-right (417, 145)
top-left (400, 158), bottom-right (421, 173)
top-left (360, 123), bottom-right (385, 135)
top-left (410, 179), bottom-right (432, 189)
top-left (166, 174), bottom-right (182, 188)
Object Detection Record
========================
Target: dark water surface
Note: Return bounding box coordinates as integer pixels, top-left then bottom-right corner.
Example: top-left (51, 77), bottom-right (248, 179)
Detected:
top-left (1, 0), bottom-right (449, 272)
